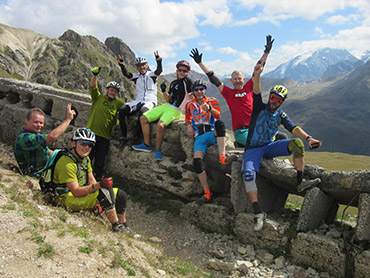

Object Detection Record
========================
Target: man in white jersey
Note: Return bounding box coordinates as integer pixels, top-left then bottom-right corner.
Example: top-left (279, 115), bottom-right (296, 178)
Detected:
top-left (117, 51), bottom-right (162, 148)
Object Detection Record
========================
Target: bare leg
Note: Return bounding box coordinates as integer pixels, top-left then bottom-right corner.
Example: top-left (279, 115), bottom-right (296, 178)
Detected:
top-left (140, 115), bottom-right (151, 146)
top-left (104, 208), bottom-right (119, 224)
top-left (156, 121), bottom-right (166, 150)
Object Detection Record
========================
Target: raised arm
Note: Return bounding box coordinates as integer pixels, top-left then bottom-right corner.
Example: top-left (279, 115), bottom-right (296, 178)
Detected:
top-left (46, 103), bottom-right (75, 144)
top-left (91, 67), bottom-right (100, 88)
top-left (190, 48), bottom-right (224, 92)
top-left (293, 127), bottom-right (322, 149)
top-left (253, 61), bottom-right (264, 95)
top-left (118, 55), bottom-right (134, 79)
top-left (153, 50), bottom-right (163, 76)
top-left (252, 35), bottom-right (274, 83)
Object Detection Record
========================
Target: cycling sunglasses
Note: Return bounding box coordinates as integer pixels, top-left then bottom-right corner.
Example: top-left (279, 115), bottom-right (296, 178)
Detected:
top-left (270, 95), bottom-right (284, 104)
top-left (177, 68), bottom-right (189, 73)
top-left (77, 140), bottom-right (95, 147)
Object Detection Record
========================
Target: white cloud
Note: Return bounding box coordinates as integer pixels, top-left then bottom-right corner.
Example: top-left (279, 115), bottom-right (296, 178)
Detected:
top-left (326, 14), bottom-right (360, 25)
top-left (218, 46), bottom-right (239, 55)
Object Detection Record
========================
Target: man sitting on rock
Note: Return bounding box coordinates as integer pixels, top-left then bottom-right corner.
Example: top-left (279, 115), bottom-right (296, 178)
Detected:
top-left (52, 128), bottom-right (129, 233)
top-left (185, 80), bottom-right (237, 204)
top-left (14, 104), bottom-right (75, 177)
top-left (132, 60), bottom-right (193, 161)
top-left (243, 61), bottom-right (322, 231)
top-left (117, 52), bottom-right (163, 148)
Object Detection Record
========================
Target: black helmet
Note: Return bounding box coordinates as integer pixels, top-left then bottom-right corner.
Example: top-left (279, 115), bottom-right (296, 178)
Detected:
top-left (192, 80), bottom-right (207, 91)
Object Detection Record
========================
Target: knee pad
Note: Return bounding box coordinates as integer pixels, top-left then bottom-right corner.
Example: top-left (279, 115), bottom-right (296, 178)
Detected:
top-left (193, 158), bottom-right (205, 174)
top-left (242, 169), bottom-right (257, 192)
top-left (115, 189), bottom-right (127, 214)
top-left (97, 188), bottom-right (116, 211)
top-left (215, 120), bottom-right (225, 137)
top-left (288, 138), bottom-right (305, 159)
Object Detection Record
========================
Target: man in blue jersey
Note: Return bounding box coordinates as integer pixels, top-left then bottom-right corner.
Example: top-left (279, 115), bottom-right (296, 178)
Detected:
top-left (243, 62), bottom-right (322, 231)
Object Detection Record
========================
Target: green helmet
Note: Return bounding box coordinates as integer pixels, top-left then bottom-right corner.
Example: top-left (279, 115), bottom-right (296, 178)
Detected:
top-left (270, 85), bottom-right (288, 99)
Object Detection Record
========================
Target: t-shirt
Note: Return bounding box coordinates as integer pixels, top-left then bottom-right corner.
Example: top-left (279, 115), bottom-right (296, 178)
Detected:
top-left (185, 96), bottom-right (221, 137)
top-left (53, 151), bottom-right (92, 187)
top-left (86, 86), bottom-right (125, 140)
top-left (168, 76), bottom-right (193, 108)
top-left (131, 70), bottom-right (158, 104)
top-left (246, 93), bottom-right (297, 148)
top-left (220, 78), bottom-right (254, 131)
top-left (14, 128), bottom-right (49, 176)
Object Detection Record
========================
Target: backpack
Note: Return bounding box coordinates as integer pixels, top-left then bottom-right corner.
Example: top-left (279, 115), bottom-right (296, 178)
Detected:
top-left (38, 149), bottom-right (80, 196)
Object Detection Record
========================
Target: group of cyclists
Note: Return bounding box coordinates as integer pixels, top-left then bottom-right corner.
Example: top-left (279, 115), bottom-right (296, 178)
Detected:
top-left (14, 34), bottom-right (322, 232)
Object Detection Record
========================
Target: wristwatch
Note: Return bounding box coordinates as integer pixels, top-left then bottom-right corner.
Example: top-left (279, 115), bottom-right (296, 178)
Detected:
top-left (306, 135), bottom-right (312, 141)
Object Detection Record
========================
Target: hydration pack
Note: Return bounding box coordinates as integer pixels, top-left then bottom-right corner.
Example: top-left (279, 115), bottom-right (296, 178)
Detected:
top-left (38, 149), bottom-right (80, 195)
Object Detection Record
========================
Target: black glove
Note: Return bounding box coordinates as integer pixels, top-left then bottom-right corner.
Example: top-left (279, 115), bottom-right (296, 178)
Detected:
top-left (190, 48), bottom-right (202, 64)
top-left (160, 81), bottom-right (167, 93)
top-left (264, 35), bottom-right (274, 54)
top-left (92, 67), bottom-right (101, 76)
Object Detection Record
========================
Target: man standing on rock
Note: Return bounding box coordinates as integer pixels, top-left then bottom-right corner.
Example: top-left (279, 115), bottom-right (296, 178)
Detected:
top-left (243, 61), bottom-right (322, 231)
top-left (117, 52), bottom-right (163, 148)
top-left (88, 67), bottom-right (124, 179)
top-left (14, 104), bottom-right (75, 177)
top-left (132, 60), bottom-right (193, 161)
top-left (190, 35), bottom-right (275, 147)
top-left (185, 80), bottom-right (237, 204)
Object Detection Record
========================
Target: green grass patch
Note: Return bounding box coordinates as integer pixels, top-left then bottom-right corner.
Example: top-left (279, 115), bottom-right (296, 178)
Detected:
top-left (37, 242), bottom-right (55, 257)
top-left (59, 214), bottom-right (67, 222)
top-left (112, 253), bottom-right (136, 276)
top-left (78, 245), bottom-right (94, 254)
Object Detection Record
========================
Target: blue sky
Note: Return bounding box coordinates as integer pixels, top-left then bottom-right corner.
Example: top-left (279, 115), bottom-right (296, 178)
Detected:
top-left (1, 0), bottom-right (370, 76)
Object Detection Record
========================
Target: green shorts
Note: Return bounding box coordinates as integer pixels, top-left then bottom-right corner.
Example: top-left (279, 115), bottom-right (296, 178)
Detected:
top-left (143, 104), bottom-right (182, 126)
top-left (234, 128), bottom-right (249, 146)
top-left (54, 188), bottom-right (119, 212)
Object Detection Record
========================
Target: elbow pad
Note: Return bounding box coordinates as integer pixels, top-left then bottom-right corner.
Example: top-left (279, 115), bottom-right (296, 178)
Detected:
top-left (119, 64), bottom-right (133, 79)
top-left (206, 71), bottom-right (222, 87)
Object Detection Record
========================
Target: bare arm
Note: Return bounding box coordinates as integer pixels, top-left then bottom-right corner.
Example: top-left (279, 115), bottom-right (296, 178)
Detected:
top-left (252, 35), bottom-right (274, 83)
top-left (253, 62), bottom-right (263, 95)
top-left (46, 103), bottom-right (75, 144)
top-left (293, 127), bottom-right (322, 149)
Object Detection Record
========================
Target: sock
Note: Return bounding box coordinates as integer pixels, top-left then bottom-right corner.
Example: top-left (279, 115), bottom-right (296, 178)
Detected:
top-left (252, 202), bottom-right (262, 214)
top-left (297, 170), bottom-right (304, 184)
top-left (204, 189), bottom-right (211, 199)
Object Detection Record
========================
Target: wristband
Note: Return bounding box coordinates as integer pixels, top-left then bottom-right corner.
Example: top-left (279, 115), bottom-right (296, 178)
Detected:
top-left (208, 105), bottom-right (212, 111)
top-left (306, 135), bottom-right (312, 141)
top-left (91, 183), bottom-right (96, 193)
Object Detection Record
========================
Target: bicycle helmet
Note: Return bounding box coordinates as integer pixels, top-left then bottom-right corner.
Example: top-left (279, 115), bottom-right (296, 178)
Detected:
top-left (176, 60), bottom-right (191, 71)
top-left (134, 57), bottom-right (148, 65)
top-left (270, 85), bottom-right (288, 99)
top-left (106, 81), bottom-right (120, 91)
top-left (72, 128), bottom-right (96, 143)
top-left (192, 79), bottom-right (207, 91)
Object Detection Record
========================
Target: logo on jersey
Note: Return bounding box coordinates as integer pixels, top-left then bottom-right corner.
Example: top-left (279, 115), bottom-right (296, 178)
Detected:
top-left (235, 92), bottom-right (247, 98)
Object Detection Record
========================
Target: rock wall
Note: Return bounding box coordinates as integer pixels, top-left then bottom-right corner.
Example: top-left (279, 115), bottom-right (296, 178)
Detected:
top-left (1, 77), bottom-right (370, 277)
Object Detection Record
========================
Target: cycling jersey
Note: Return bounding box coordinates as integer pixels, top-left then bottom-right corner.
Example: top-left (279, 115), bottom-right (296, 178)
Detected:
top-left (220, 78), bottom-right (253, 131)
top-left (168, 76), bottom-right (193, 109)
top-left (131, 70), bottom-right (158, 105)
top-left (246, 93), bottom-right (297, 148)
top-left (185, 96), bottom-right (221, 137)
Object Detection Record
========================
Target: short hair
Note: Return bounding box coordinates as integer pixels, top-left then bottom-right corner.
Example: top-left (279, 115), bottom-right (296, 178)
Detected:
top-left (26, 108), bottom-right (45, 120)
top-left (231, 70), bottom-right (244, 77)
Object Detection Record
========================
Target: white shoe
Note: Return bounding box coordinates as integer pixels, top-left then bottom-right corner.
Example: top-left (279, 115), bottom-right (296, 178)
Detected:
top-left (253, 212), bottom-right (266, 231)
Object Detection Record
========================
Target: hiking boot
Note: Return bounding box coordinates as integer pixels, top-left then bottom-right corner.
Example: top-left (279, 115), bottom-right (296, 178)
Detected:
top-left (132, 142), bottom-right (152, 152)
top-left (297, 178), bottom-right (321, 192)
top-left (111, 223), bottom-right (129, 233)
top-left (122, 222), bottom-right (133, 233)
top-left (195, 194), bottom-right (212, 205)
top-left (117, 137), bottom-right (129, 149)
top-left (155, 149), bottom-right (162, 161)
top-left (254, 212), bottom-right (266, 231)
top-left (220, 154), bottom-right (238, 165)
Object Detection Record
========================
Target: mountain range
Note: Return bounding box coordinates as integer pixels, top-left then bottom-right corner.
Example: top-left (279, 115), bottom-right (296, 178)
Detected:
top-left (1, 23), bottom-right (369, 156)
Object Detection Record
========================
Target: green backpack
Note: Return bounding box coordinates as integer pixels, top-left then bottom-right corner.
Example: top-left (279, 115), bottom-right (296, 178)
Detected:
top-left (38, 149), bottom-right (80, 195)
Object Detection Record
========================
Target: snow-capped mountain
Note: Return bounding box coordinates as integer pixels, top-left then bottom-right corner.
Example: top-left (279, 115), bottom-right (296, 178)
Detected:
top-left (361, 50), bottom-right (370, 63)
top-left (264, 48), bottom-right (361, 82)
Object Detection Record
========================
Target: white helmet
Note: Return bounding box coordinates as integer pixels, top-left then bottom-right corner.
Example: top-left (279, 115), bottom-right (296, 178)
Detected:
top-left (106, 81), bottom-right (120, 91)
top-left (134, 57), bottom-right (148, 65)
top-left (72, 128), bottom-right (96, 143)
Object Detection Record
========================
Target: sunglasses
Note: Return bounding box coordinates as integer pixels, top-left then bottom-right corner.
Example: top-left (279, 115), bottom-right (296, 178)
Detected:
top-left (193, 87), bottom-right (205, 92)
top-left (177, 68), bottom-right (189, 73)
top-left (270, 95), bottom-right (283, 104)
top-left (77, 140), bottom-right (95, 147)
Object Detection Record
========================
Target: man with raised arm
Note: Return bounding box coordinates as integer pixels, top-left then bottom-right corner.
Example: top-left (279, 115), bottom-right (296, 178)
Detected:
top-left (242, 61), bottom-right (322, 231)
top-left (88, 67), bottom-right (124, 179)
top-left (14, 104), bottom-right (75, 177)
top-left (190, 35), bottom-right (274, 147)
top-left (185, 80), bottom-right (237, 204)
top-left (117, 51), bottom-right (162, 148)
top-left (132, 60), bottom-right (193, 161)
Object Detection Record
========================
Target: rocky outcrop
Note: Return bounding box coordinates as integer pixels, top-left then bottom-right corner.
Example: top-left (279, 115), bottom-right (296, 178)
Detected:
top-left (1, 77), bottom-right (370, 277)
